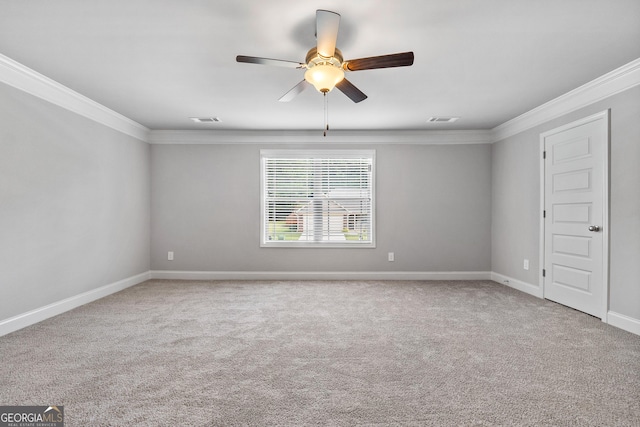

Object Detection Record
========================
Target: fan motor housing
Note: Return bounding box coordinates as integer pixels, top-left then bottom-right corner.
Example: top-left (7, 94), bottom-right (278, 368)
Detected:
top-left (305, 47), bottom-right (343, 68)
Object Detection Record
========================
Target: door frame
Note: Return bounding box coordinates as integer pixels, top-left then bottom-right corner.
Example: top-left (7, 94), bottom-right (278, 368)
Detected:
top-left (538, 110), bottom-right (610, 321)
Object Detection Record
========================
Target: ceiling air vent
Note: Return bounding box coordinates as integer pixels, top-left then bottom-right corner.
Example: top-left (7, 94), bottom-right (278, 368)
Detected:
top-left (427, 116), bottom-right (459, 123)
top-left (190, 117), bottom-right (221, 123)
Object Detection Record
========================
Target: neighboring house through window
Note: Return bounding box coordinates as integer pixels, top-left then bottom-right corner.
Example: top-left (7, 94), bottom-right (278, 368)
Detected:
top-left (261, 150), bottom-right (375, 247)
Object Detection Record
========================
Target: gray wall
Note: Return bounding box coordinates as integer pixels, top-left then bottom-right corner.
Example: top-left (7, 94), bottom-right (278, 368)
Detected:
top-left (151, 143), bottom-right (492, 273)
top-left (4, 65), bottom-right (636, 327)
top-left (492, 85), bottom-right (640, 320)
top-left (0, 82), bottom-right (151, 321)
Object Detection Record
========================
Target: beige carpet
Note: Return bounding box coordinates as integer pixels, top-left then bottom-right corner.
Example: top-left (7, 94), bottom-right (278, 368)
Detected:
top-left (1, 280), bottom-right (639, 426)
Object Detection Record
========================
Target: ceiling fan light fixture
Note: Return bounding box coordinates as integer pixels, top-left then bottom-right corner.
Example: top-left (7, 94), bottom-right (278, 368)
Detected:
top-left (304, 47), bottom-right (344, 93)
top-left (304, 63), bottom-right (344, 93)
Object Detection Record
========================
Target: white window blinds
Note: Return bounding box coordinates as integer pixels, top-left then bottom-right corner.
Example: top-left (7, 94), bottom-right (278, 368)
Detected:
top-left (261, 150), bottom-right (375, 247)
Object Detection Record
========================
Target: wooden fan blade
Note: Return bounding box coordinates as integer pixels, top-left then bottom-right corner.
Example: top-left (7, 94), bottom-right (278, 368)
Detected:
top-left (344, 52), bottom-right (414, 71)
top-left (336, 78), bottom-right (367, 103)
top-left (279, 80), bottom-right (310, 102)
top-left (236, 55), bottom-right (305, 69)
top-left (316, 10), bottom-right (340, 58)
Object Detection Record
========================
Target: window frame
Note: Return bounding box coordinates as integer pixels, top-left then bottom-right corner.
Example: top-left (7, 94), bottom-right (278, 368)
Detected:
top-left (260, 149), bottom-right (376, 248)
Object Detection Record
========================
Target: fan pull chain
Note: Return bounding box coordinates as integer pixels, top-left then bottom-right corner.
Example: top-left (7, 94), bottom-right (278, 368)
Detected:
top-left (323, 91), bottom-right (329, 137)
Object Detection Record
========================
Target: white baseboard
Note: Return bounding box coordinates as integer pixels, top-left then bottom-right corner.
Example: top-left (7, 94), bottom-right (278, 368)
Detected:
top-left (150, 270), bottom-right (492, 281)
top-left (607, 311), bottom-right (640, 336)
top-left (491, 273), bottom-right (639, 336)
top-left (0, 271), bottom-right (151, 337)
top-left (491, 272), bottom-right (543, 298)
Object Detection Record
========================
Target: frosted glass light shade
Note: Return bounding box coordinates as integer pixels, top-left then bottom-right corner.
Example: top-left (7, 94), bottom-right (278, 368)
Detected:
top-left (304, 64), bottom-right (345, 93)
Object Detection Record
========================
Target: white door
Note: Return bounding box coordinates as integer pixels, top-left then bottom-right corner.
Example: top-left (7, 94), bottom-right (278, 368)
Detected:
top-left (542, 111), bottom-right (609, 318)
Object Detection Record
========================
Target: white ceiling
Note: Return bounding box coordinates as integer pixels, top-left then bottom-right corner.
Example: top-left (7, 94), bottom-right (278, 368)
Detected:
top-left (0, 0), bottom-right (639, 132)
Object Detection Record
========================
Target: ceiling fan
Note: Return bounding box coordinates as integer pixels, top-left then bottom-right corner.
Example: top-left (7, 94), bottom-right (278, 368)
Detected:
top-left (236, 9), bottom-right (414, 104)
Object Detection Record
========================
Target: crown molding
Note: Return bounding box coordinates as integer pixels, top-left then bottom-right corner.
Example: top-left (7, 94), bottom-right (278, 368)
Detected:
top-left (0, 53), bottom-right (150, 142)
top-left (492, 57), bottom-right (640, 142)
top-left (148, 129), bottom-right (493, 145)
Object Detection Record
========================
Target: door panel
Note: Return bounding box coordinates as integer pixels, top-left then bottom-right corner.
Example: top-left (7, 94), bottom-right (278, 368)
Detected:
top-left (553, 169), bottom-right (591, 192)
top-left (552, 265), bottom-right (591, 292)
top-left (552, 136), bottom-right (591, 162)
top-left (552, 203), bottom-right (591, 223)
top-left (552, 234), bottom-right (591, 258)
top-left (543, 113), bottom-right (608, 318)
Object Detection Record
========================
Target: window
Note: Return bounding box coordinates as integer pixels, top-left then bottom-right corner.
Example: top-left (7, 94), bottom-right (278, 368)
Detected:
top-left (261, 150), bottom-right (375, 247)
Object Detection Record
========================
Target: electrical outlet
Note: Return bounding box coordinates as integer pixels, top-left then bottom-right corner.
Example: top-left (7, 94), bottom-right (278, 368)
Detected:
top-left (523, 259), bottom-right (529, 270)
top-left (168, 251), bottom-right (174, 261)
top-left (388, 252), bottom-right (395, 262)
